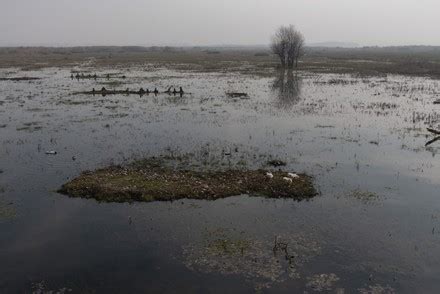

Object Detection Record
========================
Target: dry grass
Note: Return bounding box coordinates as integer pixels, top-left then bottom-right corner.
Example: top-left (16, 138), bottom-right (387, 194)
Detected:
top-left (2, 46), bottom-right (440, 77)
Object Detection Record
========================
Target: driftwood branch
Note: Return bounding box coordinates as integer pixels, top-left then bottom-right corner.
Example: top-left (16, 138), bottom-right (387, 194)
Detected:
top-left (426, 136), bottom-right (440, 147)
top-left (427, 128), bottom-right (440, 135)
top-left (425, 128), bottom-right (440, 146)
top-left (0, 77), bottom-right (40, 81)
top-left (226, 92), bottom-right (249, 98)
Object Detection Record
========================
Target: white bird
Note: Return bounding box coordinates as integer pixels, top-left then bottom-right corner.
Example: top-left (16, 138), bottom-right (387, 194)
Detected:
top-left (283, 177), bottom-right (293, 183)
top-left (287, 173), bottom-right (299, 179)
top-left (266, 172), bottom-right (274, 179)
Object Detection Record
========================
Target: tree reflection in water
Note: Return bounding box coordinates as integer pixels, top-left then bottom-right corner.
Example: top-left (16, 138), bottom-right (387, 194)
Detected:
top-left (272, 70), bottom-right (302, 108)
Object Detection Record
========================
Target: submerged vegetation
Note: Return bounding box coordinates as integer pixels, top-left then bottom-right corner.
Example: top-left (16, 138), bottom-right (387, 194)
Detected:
top-left (0, 199), bottom-right (15, 220)
top-left (59, 157), bottom-right (316, 203)
top-left (183, 228), bottom-right (321, 290)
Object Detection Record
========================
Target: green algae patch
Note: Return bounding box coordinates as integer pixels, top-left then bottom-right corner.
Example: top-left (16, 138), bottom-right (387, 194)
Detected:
top-left (58, 159), bottom-right (317, 203)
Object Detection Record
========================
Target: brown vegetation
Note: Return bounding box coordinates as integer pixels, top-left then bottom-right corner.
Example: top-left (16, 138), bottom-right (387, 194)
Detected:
top-left (58, 158), bottom-right (317, 203)
top-left (1, 46), bottom-right (440, 77)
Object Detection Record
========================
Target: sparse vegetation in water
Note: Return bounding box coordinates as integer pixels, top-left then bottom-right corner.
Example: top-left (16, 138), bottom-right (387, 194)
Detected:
top-left (98, 80), bottom-right (127, 87)
top-left (346, 190), bottom-right (383, 205)
top-left (313, 78), bottom-right (358, 85)
top-left (16, 122), bottom-right (43, 132)
top-left (182, 228), bottom-right (321, 289)
top-left (58, 157), bottom-right (317, 203)
top-left (306, 273), bottom-right (340, 292)
top-left (0, 198), bottom-right (16, 220)
top-left (31, 281), bottom-right (72, 294)
top-left (358, 284), bottom-right (396, 294)
top-left (315, 124), bottom-right (335, 129)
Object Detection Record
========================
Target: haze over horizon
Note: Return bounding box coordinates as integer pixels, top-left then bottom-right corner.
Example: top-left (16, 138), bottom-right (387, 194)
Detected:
top-left (1, 0), bottom-right (439, 47)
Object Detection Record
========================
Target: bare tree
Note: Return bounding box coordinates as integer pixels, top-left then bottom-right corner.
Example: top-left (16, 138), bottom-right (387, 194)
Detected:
top-left (293, 30), bottom-right (305, 68)
top-left (271, 25), bottom-right (305, 69)
top-left (271, 27), bottom-right (288, 68)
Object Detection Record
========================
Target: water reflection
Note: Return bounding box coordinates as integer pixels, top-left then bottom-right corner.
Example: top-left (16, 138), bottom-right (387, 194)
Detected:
top-left (272, 70), bottom-right (302, 108)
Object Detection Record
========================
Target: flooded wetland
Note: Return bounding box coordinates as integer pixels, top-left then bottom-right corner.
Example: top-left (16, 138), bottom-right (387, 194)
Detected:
top-left (2, 54), bottom-right (440, 293)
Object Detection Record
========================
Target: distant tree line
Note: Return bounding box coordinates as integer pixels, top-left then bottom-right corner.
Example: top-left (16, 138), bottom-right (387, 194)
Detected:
top-left (271, 25), bottom-right (305, 68)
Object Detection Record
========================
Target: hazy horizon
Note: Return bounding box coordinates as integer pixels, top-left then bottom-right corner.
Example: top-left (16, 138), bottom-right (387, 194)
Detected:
top-left (1, 0), bottom-right (440, 47)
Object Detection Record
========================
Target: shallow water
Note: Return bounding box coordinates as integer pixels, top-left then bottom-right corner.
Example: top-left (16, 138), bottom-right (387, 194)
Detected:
top-left (1, 66), bottom-right (440, 293)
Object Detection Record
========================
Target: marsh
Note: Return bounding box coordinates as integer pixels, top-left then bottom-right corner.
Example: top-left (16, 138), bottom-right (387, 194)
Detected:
top-left (1, 50), bottom-right (440, 292)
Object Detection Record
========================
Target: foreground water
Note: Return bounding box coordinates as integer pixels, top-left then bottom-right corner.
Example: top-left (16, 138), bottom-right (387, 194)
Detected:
top-left (1, 66), bottom-right (440, 293)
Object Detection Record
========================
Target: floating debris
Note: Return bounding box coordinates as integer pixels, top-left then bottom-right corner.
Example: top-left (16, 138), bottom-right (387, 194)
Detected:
top-left (267, 159), bottom-right (287, 167)
top-left (0, 77), bottom-right (41, 81)
top-left (45, 151), bottom-right (57, 155)
top-left (426, 128), bottom-right (440, 146)
top-left (226, 92), bottom-right (249, 98)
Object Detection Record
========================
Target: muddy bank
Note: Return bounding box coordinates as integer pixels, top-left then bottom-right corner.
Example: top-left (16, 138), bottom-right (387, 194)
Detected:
top-left (58, 158), bottom-right (316, 203)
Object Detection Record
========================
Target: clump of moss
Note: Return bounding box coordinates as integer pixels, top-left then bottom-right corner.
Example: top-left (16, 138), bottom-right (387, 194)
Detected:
top-left (58, 158), bottom-right (316, 203)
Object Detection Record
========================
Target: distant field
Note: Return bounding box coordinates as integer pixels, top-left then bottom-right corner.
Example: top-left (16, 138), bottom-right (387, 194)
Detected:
top-left (1, 45), bottom-right (440, 77)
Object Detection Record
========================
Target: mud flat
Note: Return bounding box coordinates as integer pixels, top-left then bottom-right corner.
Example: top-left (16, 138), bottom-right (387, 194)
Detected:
top-left (58, 158), bottom-right (316, 203)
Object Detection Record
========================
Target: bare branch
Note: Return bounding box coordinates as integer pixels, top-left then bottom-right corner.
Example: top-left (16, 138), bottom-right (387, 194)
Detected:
top-left (270, 25), bottom-right (305, 69)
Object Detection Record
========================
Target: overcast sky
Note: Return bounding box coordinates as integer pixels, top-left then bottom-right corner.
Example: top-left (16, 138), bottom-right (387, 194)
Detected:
top-left (1, 0), bottom-right (439, 46)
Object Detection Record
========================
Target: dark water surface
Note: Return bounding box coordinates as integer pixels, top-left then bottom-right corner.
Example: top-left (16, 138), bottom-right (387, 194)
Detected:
top-left (1, 67), bottom-right (440, 293)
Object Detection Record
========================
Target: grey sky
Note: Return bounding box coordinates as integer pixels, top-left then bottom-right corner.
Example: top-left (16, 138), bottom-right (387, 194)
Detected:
top-left (1, 0), bottom-right (439, 46)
